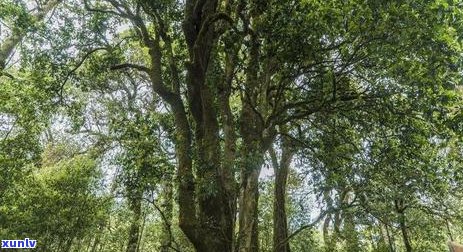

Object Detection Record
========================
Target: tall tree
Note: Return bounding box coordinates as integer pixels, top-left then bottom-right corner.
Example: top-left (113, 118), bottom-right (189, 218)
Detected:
top-left (270, 128), bottom-right (294, 252)
top-left (82, 0), bottom-right (463, 250)
top-left (6, 0), bottom-right (463, 251)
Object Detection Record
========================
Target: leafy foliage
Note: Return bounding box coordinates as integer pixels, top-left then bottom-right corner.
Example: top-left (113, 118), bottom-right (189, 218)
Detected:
top-left (2, 0), bottom-right (463, 251)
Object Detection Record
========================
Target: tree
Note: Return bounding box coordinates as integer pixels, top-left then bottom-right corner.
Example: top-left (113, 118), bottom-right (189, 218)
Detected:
top-left (2, 0), bottom-right (463, 251)
top-left (0, 142), bottom-right (110, 251)
top-left (80, 0), bottom-right (463, 251)
top-left (0, 0), bottom-right (62, 73)
top-left (270, 127), bottom-right (294, 252)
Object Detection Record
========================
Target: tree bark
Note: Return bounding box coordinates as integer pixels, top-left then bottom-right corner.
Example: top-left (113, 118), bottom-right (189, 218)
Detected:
top-left (448, 241), bottom-right (463, 252)
top-left (181, 0), bottom-right (237, 250)
top-left (384, 224), bottom-right (395, 252)
top-left (238, 144), bottom-right (263, 252)
top-left (270, 133), bottom-right (293, 252)
top-left (219, 38), bottom-right (239, 252)
top-left (238, 101), bottom-right (274, 252)
top-left (160, 172), bottom-right (173, 252)
top-left (237, 9), bottom-right (274, 249)
top-left (395, 200), bottom-right (412, 252)
top-left (137, 213), bottom-right (146, 252)
top-left (398, 214), bottom-right (412, 252)
top-left (127, 0), bottom-right (267, 250)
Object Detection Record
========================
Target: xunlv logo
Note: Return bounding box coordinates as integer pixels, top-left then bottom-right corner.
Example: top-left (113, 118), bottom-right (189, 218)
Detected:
top-left (1, 238), bottom-right (37, 249)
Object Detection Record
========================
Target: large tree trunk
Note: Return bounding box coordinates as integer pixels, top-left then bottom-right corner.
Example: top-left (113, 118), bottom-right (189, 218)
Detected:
top-left (140, 4), bottom-right (233, 250)
top-left (141, 0), bottom-right (263, 250)
top-left (182, 0), bottom-right (237, 250)
top-left (142, 0), bottom-right (275, 250)
top-left (270, 133), bottom-right (293, 252)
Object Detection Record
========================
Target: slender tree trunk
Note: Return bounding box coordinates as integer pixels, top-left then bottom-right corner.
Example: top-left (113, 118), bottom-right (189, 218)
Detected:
top-left (237, 10), bottom-right (275, 249)
top-left (270, 133), bottom-right (293, 252)
top-left (322, 190), bottom-right (334, 252)
top-left (220, 28), bottom-right (239, 252)
top-left (238, 149), bottom-right (263, 252)
top-left (238, 108), bottom-right (274, 252)
top-left (160, 172), bottom-right (173, 252)
top-left (323, 214), bottom-right (332, 252)
top-left (395, 200), bottom-right (412, 252)
top-left (385, 224), bottom-right (395, 252)
top-left (398, 214), bottom-right (412, 252)
top-left (446, 220), bottom-right (454, 242)
top-left (126, 188), bottom-right (142, 252)
top-left (137, 213), bottom-right (146, 252)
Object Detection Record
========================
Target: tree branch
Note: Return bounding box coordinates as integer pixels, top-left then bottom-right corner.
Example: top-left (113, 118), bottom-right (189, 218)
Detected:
top-left (110, 63), bottom-right (150, 73)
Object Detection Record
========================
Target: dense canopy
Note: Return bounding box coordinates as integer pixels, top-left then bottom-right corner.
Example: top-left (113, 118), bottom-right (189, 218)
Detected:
top-left (1, 0), bottom-right (463, 251)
